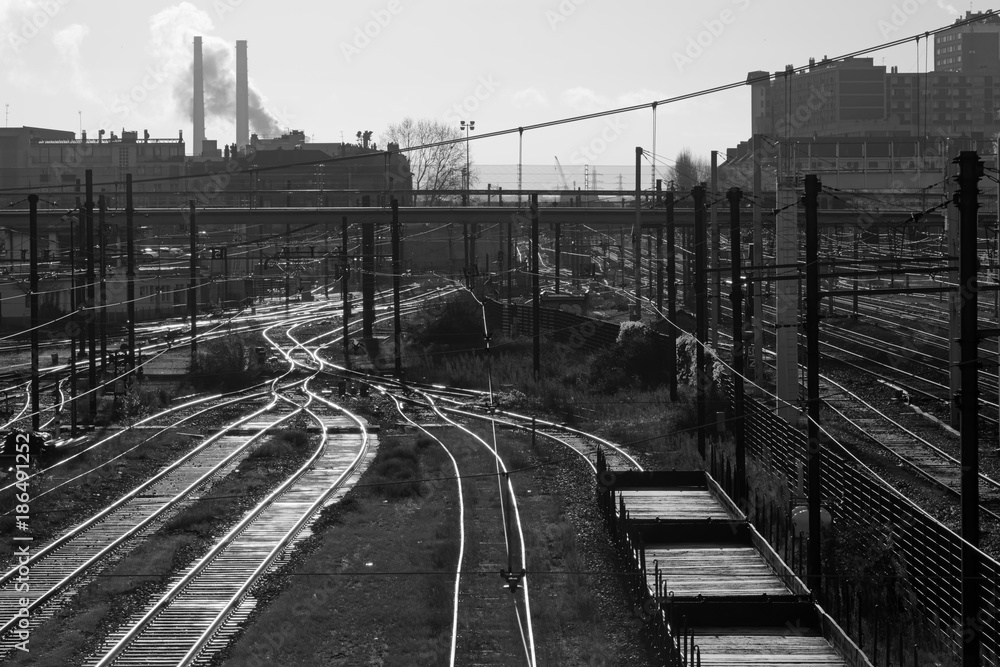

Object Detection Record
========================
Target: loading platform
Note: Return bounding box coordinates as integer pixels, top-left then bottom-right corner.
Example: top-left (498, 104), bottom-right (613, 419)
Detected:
top-left (596, 461), bottom-right (871, 667)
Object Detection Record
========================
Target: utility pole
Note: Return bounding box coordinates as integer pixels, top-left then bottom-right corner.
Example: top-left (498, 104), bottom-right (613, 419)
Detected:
top-left (126, 176), bottom-right (136, 377)
top-left (188, 200), bottom-right (197, 365)
top-left (98, 194), bottom-right (107, 377)
top-left (85, 170), bottom-right (96, 423)
top-left (728, 187), bottom-right (745, 506)
top-left (28, 194), bottom-right (39, 431)
top-left (69, 206), bottom-right (77, 436)
top-left (362, 218), bottom-right (375, 343)
top-left (711, 150), bottom-right (720, 349)
top-left (667, 190), bottom-right (678, 402)
top-left (752, 134), bottom-right (764, 387)
top-left (632, 147), bottom-right (642, 320)
top-left (324, 234), bottom-right (330, 299)
top-left (391, 199), bottom-right (402, 378)
top-left (956, 150), bottom-right (983, 667)
top-left (531, 194), bottom-right (540, 379)
top-left (947, 141), bottom-right (962, 429)
top-left (693, 184), bottom-right (707, 457)
top-left (506, 216), bottom-right (513, 303)
top-left (804, 174), bottom-right (822, 593)
top-left (554, 221), bottom-right (561, 294)
top-left (656, 177), bottom-right (664, 312)
top-left (775, 147), bottom-right (798, 422)
top-left (463, 222), bottom-right (469, 286)
top-left (342, 216), bottom-right (350, 370)
top-left (285, 223), bottom-right (291, 313)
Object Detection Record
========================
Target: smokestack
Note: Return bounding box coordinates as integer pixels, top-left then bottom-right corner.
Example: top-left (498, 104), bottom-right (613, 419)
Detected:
top-left (236, 40), bottom-right (249, 152)
top-left (193, 36), bottom-right (205, 158)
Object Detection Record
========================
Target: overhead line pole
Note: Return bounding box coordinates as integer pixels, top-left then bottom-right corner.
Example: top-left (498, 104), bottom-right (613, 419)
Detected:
top-left (633, 147), bottom-right (642, 320)
top-left (126, 176), bottom-right (136, 378)
top-left (85, 170), bottom-right (96, 423)
top-left (342, 216), bottom-right (350, 371)
top-left (693, 184), bottom-right (707, 458)
top-left (711, 150), bottom-right (719, 348)
top-left (804, 174), bottom-right (823, 593)
top-left (667, 190), bottom-right (678, 402)
top-left (391, 199), bottom-right (402, 378)
top-left (99, 194), bottom-right (107, 378)
top-left (188, 200), bottom-right (198, 366)
top-left (956, 150), bottom-right (983, 667)
top-left (531, 194), bottom-right (540, 379)
top-left (727, 187), bottom-right (745, 506)
top-left (752, 134), bottom-right (764, 387)
top-left (28, 194), bottom-right (39, 432)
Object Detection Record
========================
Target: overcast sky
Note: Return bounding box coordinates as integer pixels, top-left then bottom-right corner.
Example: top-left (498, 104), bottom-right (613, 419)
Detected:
top-left (0, 0), bottom-right (987, 184)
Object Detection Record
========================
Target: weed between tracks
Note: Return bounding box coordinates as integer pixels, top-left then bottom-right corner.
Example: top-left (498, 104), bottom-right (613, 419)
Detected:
top-left (208, 432), bottom-right (456, 666)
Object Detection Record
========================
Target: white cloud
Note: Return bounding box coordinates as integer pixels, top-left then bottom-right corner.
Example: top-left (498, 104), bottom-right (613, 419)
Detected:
top-left (52, 23), bottom-right (96, 102)
top-left (148, 1), bottom-right (214, 57)
top-left (511, 87), bottom-right (548, 108)
top-left (1, 0), bottom-right (74, 79)
top-left (562, 87), bottom-right (608, 112)
top-left (53, 22), bottom-right (86, 59)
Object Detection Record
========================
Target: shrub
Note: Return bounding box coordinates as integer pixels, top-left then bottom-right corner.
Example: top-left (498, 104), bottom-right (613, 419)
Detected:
top-left (247, 429), bottom-right (311, 460)
top-left (586, 321), bottom-right (668, 394)
top-left (364, 438), bottom-right (423, 499)
top-left (190, 333), bottom-right (265, 390)
top-left (101, 386), bottom-right (172, 426)
top-left (410, 296), bottom-right (484, 355)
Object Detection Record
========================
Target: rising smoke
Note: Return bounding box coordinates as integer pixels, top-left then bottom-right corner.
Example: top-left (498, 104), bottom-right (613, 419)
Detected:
top-left (151, 3), bottom-right (284, 139)
top-left (179, 38), bottom-right (283, 137)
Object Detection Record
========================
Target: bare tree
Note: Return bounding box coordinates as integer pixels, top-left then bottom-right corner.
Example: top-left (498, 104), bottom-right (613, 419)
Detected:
top-left (670, 148), bottom-right (710, 192)
top-left (381, 118), bottom-right (474, 205)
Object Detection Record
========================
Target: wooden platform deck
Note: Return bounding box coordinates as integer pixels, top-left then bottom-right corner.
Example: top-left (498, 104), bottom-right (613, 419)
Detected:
top-left (695, 628), bottom-right (851, 666)
top-left (645, 544), bottom-right (792, 597)
top-left (617, 488), bottom-right (732, 521)
top-left (604, 469), bottom-right (867, 667)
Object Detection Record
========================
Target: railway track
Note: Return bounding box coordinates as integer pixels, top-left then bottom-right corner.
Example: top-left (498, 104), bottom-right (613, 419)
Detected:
top-left (70, 301), bottom-right (379, 665)
top-left (84, 387), bottom-right (371, 666)
top-left (819, 372), bottom-right (1000, 520)
top-left (0, 391), bottom-right (289, 651)
top-left (3, 279), bottom-right (650, 664)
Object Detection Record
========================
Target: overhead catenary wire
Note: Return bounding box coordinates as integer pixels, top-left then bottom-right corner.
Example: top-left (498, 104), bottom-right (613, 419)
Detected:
top-left (0, 16), bottom-right (990, 198)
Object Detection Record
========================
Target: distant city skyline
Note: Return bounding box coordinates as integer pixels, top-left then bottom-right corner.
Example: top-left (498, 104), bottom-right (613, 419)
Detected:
top-left (0, 0), bottom-right (992, 175)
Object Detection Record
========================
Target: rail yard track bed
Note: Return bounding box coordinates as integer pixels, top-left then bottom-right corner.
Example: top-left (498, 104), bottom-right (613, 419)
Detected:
top-left (0, 420), bottom-right (320, 666)
top-left (208, 422), bottom-right (650, 666)
top-left (0, 396), bottom-right (270, 571)
top-left (816, 368), bottom-right (1000, 554)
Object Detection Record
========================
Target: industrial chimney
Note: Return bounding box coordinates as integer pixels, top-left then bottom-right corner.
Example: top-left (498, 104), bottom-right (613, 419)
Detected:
top-left (236, 40), bottom-right (249, 152)
top-left (193, 36), bottom-right (205, 158)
